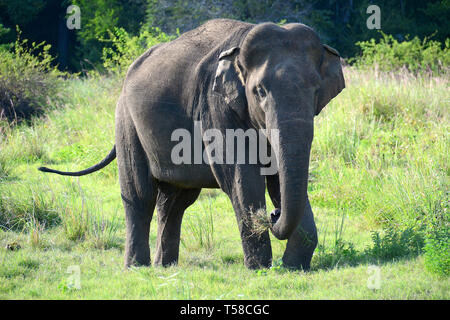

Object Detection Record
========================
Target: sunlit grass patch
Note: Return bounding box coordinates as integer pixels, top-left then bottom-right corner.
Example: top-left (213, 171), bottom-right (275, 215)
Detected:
top-left (0, 68), bottom-right (448, 298)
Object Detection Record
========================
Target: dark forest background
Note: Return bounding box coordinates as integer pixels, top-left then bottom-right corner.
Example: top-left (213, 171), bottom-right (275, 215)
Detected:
top-left (0, 0), bottom-right (449, 72)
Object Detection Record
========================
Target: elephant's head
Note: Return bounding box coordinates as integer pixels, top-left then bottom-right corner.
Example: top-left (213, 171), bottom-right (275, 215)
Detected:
top-left (213, 23), bottom-right (345, 240)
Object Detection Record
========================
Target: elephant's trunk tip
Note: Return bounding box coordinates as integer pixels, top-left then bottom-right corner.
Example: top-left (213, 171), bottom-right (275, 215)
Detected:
top-left (268, 208), bottom-right (289, 240)
top-left (270, 222), bottom-right (290, 240)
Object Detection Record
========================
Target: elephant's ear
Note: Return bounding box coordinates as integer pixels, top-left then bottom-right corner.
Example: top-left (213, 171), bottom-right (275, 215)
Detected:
top-left (213, 47), bottom-right (246, 114)
top-left (316, 44), bottom-right (345, 115)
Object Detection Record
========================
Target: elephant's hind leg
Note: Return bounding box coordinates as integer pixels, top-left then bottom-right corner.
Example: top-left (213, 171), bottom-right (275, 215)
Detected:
top-left (117, 107), bottom-right (157, 268)
top-left (154, 183), bottom-right (201, 267)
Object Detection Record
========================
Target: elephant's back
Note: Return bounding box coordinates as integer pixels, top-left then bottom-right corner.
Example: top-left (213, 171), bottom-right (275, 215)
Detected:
top-left (122, 19), bottom-right (253, 123)
top-left (175, 19), bottom-right (253, 55)
top-left (162, 19), bottom-right (252, 58)
top-left (125, 19), bottom-right (252, 83)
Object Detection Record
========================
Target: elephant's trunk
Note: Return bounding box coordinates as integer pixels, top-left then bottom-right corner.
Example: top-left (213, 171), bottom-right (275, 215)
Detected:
top-left (268, 113), bottom-right (313, 241)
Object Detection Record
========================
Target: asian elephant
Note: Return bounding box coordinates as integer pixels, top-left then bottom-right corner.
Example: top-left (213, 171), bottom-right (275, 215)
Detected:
top-left (39, 19), bottom-right (345, 271)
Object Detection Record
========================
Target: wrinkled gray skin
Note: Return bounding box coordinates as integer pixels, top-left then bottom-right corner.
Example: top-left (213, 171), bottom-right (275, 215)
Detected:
top-left (39, 19), bottom-right (345, 271)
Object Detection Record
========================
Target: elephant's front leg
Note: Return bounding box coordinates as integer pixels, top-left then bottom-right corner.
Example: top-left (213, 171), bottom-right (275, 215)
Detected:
top-left (266, 174), bottom-right (317, 271)
top-left (282, 199), bottom-right (317, 271)
top-left (217, 166), bottom-right (273, 269)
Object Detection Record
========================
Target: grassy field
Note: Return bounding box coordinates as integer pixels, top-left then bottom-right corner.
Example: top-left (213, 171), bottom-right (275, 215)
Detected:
top-left (0, 68), bottom-right (448, 299)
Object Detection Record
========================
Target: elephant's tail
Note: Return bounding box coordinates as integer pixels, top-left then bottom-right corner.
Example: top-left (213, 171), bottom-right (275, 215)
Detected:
top-left (38, 146), bottom-right (116, 176)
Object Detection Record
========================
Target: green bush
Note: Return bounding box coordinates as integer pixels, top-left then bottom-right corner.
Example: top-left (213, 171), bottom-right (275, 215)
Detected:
top-left (0, 30), bottom-right (67, 122)
top-left (0, 147), bottom-right (11, 180)
top-left (0, 185), bottom-right (60, 231)
top-left (364, 227), bottom-right (425, 262)
top-left (424, 229), bottom-right (449, 276)
top-left (100, 27), bottom-right (175, 77)
top-left (314, 239), bottom-right (359, 270)
top-left (423, 204), bottom-right (449, 276)
top-left (351, 32), bottom-right (449, 75)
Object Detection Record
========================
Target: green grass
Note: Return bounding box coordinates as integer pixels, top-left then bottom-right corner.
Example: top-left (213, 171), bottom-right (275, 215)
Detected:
top-left (0, 68), bottom-right (448, 299)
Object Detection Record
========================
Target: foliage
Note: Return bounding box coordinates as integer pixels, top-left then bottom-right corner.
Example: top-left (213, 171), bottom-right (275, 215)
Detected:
top-left (424, 229), bottom-right (449, 276)
top-left (1, 0), bottom-right (449, 71)
top-left (101, 27), bottom-right (175, 77)
top-left (364, 227), bottom-right (425, 261)
top-left (144, 0), bottom-right (450, 59)
top-left (314, 239), bottom-right (359, 269)
top-left (0, 179), bottom-right (121, 250)
top-left (57, 180), bottom-right (121, 249)
top-left (314, 221), bottom-right (427, 270)
top-left (0, 23), bottom-right (11, 49)
top-left (0, 149), bottom-right (11, 180)
top-left (310, 67), bottom-right (449, 232)
top-left (0, 30), bottom-right (67, 122)
top-left (314, 212), bottom-right (359, 269)
top-left (70, 0), bottom-right (147, 69)
top-left (0, 185), bottom-right (60, 232)
top-left (351, 32), bottom-right (450, 74)
top-left (181, 197), bottom-right (216, 251)
top-left (0, 0), bottom-right (46, 27)
top-left (145, 0), bottom-right (313, 35)
top-left (0, 68), bottom-right (448, 298)
top-left (423, 199), bottom-right (449, 276)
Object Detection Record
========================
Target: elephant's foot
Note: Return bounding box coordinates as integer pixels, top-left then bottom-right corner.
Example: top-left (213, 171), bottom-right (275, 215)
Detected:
top-left (281, 225), bottom-right (317, 271)
top-left (282, 247), bottom-right (315, 271)
top-left (122, 208), bottom-right (153, 269)
top-left (154, 239), bottom-right (181, 267)
top-left (123, 209), bottom-right (153, 269)
top-left (270, 209), bottom-right (313, 270)
top-left (244, 255), bottom-right (272, 270)
top-left (242, 231), bottom-right (273, 269)
top-left (124, 247), bottom-right (151, 269)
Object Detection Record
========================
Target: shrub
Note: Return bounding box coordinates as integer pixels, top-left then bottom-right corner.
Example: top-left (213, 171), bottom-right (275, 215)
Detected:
top-left (0, 185), bottom-right (60, 231)
top-left (314, 239), bottom-right (359, 270)
top-left (423, 202), bottom-right (449, 276)
top-left (57, 180), bottom-right (121, 249)
top-left (0, 150), bottom-right (12, 180)
top-left (0, 29), bottom-right (67, 123)
top-left (100, 27), bottom-right (175, 77)
top-left (424, 229), bottom-right (449, 276)
top-left (351, 32), bottom-right (449, 75)
top-left (364, 227), bottom-right (425, 262)
top-left (313, 213), bottom-right (360, 269)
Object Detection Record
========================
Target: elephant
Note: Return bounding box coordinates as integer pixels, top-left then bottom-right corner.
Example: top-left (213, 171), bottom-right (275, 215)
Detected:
top-left (39, 19), bottom-right (345, 271)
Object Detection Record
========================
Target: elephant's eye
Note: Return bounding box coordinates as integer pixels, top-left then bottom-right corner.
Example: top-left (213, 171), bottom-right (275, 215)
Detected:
top-left (255, 85), bottom-right (267, 99)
